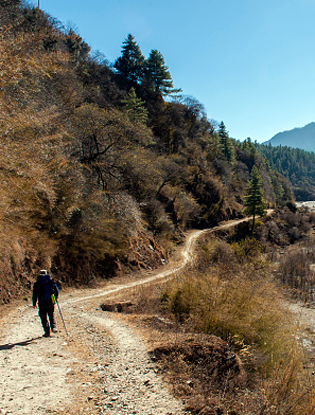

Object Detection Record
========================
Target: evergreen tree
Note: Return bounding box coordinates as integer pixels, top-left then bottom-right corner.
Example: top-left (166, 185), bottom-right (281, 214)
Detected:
top-left (255, 141), bottom-right (315, 200)
top-left (65, 29), bottom-right (91, 67)
top-left (144, 49), bottom-right (181, 96)
top-left (218, 121), bottom-right (234, 162)
top-left (243, 165), bottom-right (267, 233)
top-left (114, 34), bottom-right (145, 84)
top-left (271, 171), bottom-right (284, 207)
top-left (122, 87), bottom-right (148, 124)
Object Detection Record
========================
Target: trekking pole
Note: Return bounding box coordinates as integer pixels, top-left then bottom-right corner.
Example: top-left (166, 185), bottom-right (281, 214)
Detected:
top-left (51, 294), bottom-right (69, 336)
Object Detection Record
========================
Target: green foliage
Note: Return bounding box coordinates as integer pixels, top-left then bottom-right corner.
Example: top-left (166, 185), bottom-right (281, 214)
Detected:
top-left (244, 166), bottom-right (267, 232)
top-left (231, 236), bottom-right (262, 263)
top-left (144, 49), bottom-right (181, 96)
top-left (255, 142), bottom-right (315, 200)
top-left (114, 34), bottom-right (145, 84)
top-left (218, 121), bottom-right (235, 162)
top-left (161, 287), bottom-right (192, 322)
top-left (65, 28), bottom-right (91, 67)
top-left (238, 137), bottom-right (261, 171)
top-left (122, 87), bottom-right (148, 124)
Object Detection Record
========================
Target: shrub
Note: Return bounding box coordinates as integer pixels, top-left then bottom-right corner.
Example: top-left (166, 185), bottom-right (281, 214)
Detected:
top-left (163, 269), bottom-right (291, 363)
top-left (160, 241), bottom-right (314, 414)
top-left (231, 236), bottom-right (262, 263)
top-left (277, 248), bottom-right (315, 301)
top-left (201, 238), bottom-right (235, 265)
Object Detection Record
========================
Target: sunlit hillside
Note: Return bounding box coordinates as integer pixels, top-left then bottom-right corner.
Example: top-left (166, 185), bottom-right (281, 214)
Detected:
top-left (0, 1), bottom-right (293, 303)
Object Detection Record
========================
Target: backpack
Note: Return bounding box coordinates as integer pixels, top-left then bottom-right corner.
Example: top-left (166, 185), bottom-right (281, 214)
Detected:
top-left (38, 274), bottom-right (59, 302)
top-left (50, 279), bottom-right (59, 299)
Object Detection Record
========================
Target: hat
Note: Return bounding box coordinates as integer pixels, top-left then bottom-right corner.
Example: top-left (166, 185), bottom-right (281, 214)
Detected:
top-left (39, 269), bottom-right (48, 275)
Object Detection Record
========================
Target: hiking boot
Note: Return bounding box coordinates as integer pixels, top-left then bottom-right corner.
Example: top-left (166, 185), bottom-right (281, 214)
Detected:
top-left (43, 332), bottom-right (50, 337)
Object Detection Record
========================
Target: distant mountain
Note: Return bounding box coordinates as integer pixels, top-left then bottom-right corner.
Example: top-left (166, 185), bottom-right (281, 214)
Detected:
top-left (264, 123), bottom-right (315, 153)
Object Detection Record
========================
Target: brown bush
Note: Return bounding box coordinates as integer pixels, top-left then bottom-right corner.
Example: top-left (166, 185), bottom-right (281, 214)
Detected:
top-left (277, 248), bottom-right (315, 302)
top-left (150, 334), bottom-right (246, 414)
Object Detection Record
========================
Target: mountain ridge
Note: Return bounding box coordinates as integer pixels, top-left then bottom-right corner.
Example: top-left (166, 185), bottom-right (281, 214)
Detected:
top-left (264, 122), bottom-right (315, 152)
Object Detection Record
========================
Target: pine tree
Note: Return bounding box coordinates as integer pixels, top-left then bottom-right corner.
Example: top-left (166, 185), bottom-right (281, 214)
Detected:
top-left (243, 165), bottom-right (267, 233)
top-left (122, 87), bottom-right (148, 124)
top-left (144, 49), bottom-right (181, 96)
top-left (114, 34), bottom-right (145, 84)
top-left (65, 29), bottom-right (91, 66)
top-left (271, 171), bottom-right (284, 207)
top-left (218, 121), bottom-right (234, 162)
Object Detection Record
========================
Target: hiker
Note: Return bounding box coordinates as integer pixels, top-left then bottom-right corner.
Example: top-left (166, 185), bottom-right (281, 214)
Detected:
top-left (32, 270), bottom-right (59, 337)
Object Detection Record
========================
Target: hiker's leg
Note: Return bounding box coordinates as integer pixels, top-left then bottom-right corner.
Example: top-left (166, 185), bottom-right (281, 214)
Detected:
top-left (39, 306), bottom-right (50, 336)
top-left (48, 304), bottom-right (56, 331)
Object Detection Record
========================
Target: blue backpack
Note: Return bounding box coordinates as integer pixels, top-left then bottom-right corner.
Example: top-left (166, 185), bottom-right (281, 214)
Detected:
top-left (38, 274), bottom-right (59, 302)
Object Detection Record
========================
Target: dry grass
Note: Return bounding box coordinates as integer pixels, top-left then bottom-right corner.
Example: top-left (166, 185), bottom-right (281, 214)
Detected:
top-left (105, 238), bottom-right (315, 414)
top-left (276, 245), bottom-right (315, 302)
top-left (0, 28), bottom-right (73, 302)
top-left (0, 25), bottom-right (134, 298)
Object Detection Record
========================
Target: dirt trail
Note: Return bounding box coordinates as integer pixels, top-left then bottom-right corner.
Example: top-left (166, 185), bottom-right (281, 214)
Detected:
top-left (0, 217), bottom-right (265, 415)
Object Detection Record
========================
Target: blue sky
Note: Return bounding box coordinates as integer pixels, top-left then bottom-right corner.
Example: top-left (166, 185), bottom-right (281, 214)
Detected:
top-left (27, 0), bottom-right (315, 143)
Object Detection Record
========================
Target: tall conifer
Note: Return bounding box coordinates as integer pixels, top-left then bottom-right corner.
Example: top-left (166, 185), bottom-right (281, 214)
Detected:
top-left (114, 34), bottom-right (145, 84)
top-left (144, 49), bottom-right (180, 96)
top-left (218, 121), bottom-right (235, 162)
top-left (243, 165), bottom-right (267, 233)
top-left (122, 87), bottom-right (148, 124)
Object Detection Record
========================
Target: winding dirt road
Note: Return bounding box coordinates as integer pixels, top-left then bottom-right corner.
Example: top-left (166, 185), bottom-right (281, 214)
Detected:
top-left (0, 217), bottom-right (271, 415)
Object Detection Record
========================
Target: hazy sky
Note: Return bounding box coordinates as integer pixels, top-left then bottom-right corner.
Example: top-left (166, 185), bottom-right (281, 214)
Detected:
top-left (27, 0), bottom-right (315, 143)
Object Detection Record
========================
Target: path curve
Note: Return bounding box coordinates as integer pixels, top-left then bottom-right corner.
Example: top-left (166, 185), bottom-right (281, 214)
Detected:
top-left (0, 217), bottom-right (252, 415)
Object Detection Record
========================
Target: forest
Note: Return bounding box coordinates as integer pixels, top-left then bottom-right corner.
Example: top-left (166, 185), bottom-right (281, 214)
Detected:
top-left (255, 142), bottom-right (315, 200)
top-left (0, 0), bottom-right (295, 303)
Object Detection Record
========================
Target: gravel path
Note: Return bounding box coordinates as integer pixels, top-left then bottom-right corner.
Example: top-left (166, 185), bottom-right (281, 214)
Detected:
top-left (1, 293), bottom-right (190, 415)
top-left (0, 219), bottom-right (253, 415)
top-left (0, 305), bottom-right (73, 414)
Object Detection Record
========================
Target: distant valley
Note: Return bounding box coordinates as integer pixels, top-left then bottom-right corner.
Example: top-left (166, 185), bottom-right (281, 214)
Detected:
top-left (264, 122), bottom-right (315, 153)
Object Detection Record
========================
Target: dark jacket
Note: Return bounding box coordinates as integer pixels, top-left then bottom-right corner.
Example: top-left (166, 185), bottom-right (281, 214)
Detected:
top-left (32, 274), bottom-right (59, 307)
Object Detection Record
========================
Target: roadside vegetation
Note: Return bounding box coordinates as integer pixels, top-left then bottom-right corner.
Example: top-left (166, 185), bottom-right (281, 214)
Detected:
top-left (107, 209), bottom-right (315, 414)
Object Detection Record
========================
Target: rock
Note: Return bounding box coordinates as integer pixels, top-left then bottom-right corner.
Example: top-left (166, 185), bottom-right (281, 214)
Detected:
top-left (22, 384), bottom-right (34, 390)
top-left (101, 301), bottom-right (134, 313)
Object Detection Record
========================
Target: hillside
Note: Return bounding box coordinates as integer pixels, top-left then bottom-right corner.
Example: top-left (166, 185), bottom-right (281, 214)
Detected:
top-left (264, 122), bottom-right (315, 152)
top-left (255, 142), bottom-right (315, 200)
top-left (5, 4), bottom-right (315, 413)
top-left (0, 1), bottom-right (294, 305)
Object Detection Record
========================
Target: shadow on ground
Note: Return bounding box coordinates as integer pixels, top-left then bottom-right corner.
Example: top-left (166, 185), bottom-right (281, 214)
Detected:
top-left (0, 337), bottom-right (42, 350)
